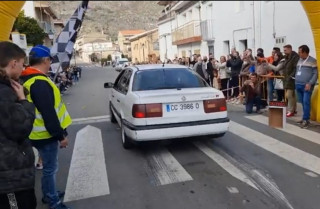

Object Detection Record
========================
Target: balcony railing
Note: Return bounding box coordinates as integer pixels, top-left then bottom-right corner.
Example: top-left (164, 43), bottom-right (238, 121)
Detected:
top-left (200, 19), bottom-right (215, 41)
top-left (158, 11), bottom-right (175, 22)
top-left (172, 20), bottom-right (201, 45)
top-left (39, 21), bottom-right (55, 35)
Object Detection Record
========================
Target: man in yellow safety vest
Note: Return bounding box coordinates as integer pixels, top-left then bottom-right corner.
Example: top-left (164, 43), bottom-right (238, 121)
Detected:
top-left (20, 45), bottom-right (72, 209)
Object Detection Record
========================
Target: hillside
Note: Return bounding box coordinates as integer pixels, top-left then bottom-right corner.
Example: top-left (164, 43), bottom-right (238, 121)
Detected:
top-left (49, 1), bottom-right (163, 40)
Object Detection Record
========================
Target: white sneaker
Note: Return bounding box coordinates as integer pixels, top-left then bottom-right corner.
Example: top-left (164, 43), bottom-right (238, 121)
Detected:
top-left (36, 163), bottom-right (43, 170)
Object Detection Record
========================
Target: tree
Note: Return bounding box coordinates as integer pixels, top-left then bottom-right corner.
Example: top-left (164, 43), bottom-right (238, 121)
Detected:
top-left (13, 11), bottom-right (47, 46)
top-left (107, 54), bottom-right (112, 61)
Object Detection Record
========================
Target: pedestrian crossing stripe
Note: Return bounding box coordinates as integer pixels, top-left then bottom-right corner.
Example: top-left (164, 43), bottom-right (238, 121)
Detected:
top-left (64, 125), bottom-right (110, 202)
top-left (63, 117), bottom-right (320, 203)
top-left (245, 115), bottom-right (320, 146)
top-left (229, 121), bottom-right (320, 175)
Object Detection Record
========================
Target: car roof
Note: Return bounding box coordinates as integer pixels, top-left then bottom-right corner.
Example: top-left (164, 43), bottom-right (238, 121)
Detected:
top-left (132, 64), bottom-right (190, 71)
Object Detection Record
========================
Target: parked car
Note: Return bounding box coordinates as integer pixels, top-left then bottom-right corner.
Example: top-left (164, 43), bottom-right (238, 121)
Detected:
top-left (114, 58), bottom-right (129, 72)
top-left (104, 64), bottom-right (229, 149)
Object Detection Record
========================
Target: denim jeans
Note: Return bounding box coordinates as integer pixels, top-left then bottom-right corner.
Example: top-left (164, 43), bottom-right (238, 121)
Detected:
top-left (34, 140), bottom-right (60, 208)
top-left (267, 78), bottom-right (274, 102)
top-left (246, 96), bottom-right (261, 114)
top-left (296, 84), bottom-right (314, 120)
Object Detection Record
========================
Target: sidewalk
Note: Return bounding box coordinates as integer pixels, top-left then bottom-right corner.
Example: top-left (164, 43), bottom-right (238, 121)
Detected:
top-left (227, 101), bottom-right (320, 133)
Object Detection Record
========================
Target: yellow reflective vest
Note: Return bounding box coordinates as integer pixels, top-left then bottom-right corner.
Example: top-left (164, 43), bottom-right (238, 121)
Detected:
top-left (23, 75), bottom-right (72, 140)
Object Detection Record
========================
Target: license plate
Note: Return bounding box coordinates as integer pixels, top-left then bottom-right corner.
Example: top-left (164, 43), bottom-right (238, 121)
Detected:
top-left (165, 102), bottom-right (200, 112)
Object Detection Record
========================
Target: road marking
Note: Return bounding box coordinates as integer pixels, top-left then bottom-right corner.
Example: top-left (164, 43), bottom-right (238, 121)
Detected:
top-left (200, 142), bottom-right (294, 208)
top-left (230, 121), bottom-right (320, 175)
top-left (250, 169), bottom-right (294, 209)
top-left (145, 148), bottom-right (193, 186)
top-left (64, 125), bottom-right (110, 202)
top-left (226, 187), bottom-right (239, 194)
top-left (71, 115), bottom-right (110, 125)
top-left (193, 142), bottom-right (259, 191)
top-left (245, 115), bottom-right (320, 146)
top-left (305, 171), bottom-right (318, 178)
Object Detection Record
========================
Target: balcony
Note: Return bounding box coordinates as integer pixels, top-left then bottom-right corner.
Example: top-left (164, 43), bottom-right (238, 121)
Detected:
top-left (172, 20), bottom-right (201, 45)
top-left (39, 21), bottom-right (55, 36)
top-left (200, 19), bottom-right (215, 41)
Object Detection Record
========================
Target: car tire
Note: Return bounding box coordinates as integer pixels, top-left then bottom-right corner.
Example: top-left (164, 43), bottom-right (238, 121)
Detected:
top-left (121, 120), bottom-right (133, 149)
top-left (109, 103), bottom-right (117, 124)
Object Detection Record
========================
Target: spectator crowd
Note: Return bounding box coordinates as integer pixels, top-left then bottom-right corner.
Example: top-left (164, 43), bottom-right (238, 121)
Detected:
top-left (159, 44), bottom-right (318, 129)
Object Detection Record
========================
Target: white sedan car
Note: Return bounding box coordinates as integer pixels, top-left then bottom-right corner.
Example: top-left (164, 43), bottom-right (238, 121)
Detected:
top-left (104, 64), bottom-right (229, 149)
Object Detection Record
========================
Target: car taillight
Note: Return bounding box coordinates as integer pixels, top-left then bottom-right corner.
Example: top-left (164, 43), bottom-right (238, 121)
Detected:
top-left (203, 98), bottom-right (227, 113)
top-left (132, 103), bottom-right (163, 118)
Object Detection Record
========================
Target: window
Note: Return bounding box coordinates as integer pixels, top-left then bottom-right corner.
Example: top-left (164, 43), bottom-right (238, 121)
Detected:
top-left (275, 36), bottom-right (286, 48)
top-left (132, 68), bottom-right (208, 91)
top-left (116, 70), bottom-right (132, 94)
top-left (239, 39), bottom-right (248, 52)
top-left (114, 70), bottom-right (126, 91)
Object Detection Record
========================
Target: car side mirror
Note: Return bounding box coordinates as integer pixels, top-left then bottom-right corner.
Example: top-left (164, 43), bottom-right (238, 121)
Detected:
top-left (104, 82), bottom-right (114, 88)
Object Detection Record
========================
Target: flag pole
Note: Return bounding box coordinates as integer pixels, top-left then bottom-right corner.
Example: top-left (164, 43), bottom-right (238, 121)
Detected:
top-left (53, 62), bottom-right (62, 84)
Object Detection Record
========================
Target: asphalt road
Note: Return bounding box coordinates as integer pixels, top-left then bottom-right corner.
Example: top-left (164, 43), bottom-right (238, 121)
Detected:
top-left (35, 64), bottom-right (320, 209)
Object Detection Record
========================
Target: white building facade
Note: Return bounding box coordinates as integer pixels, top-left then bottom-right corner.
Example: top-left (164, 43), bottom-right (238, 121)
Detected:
top-left (157, 1), bottom-right (316, 60)
top-left (21, 1), bottom-right (58, 47)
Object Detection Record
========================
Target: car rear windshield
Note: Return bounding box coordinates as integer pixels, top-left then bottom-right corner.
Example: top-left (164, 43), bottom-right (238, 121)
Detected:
top-left (118, 61), bottom-right (127, 64)
top-left (132, 68), bottom-right (209, 91)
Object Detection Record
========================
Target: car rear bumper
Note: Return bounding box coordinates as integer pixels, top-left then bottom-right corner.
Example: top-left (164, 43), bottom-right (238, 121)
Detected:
top-left (123, 118), bottom-right (229, 141)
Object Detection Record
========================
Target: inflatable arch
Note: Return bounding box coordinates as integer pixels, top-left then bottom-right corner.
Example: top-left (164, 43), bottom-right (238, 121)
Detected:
top-left (0, 1), bottom-right (319, 122)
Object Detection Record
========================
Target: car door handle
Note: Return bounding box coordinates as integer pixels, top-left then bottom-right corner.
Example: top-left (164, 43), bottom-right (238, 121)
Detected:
top-left (117, 99), bottom-right (120, 103)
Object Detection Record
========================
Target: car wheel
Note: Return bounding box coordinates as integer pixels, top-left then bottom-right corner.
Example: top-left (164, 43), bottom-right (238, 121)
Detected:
top-left (121, 120), bottom-right (133, 149)
top-left (109, 103), bottom-right (117, 124)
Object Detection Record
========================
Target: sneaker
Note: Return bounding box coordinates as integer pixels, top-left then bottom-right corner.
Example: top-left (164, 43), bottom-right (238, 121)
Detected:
top-left (42, 191), bottom-right (65, 204)
top-left (300, 120), bottom-right (310, 129)
top-left (286, 112), bottom-right (295, 117)
top-left (50, 202), bottom-right (70, 209)
top-left (256, 110), bottom-right (263, 114)
top-left (36, 163), bottom-right (43, 170)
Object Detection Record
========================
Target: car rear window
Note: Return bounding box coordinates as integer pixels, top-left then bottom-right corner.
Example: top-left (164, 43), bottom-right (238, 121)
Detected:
top-left (132, 68), bottom-right (209, 91)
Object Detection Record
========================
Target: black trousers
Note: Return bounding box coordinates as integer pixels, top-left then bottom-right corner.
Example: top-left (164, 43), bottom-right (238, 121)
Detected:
top-left (0, 189), bottom-right (37, 209)
top-left (220, 78), bottom-right (229, 98)
top-left (229, 76), bottom-right (239, 98)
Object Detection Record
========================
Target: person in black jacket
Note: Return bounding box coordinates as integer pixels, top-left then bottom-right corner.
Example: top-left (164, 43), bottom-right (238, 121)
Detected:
top-left (0, 42), bottom-right (36, 209)
top-left (227, 51), bottom-right (243, 102)
top-left (207, 57), bottom-right (214, 86)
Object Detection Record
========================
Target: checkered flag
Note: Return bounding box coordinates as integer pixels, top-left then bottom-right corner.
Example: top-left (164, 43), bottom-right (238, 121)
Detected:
top-left (50, 1), bottom-right (89, 73)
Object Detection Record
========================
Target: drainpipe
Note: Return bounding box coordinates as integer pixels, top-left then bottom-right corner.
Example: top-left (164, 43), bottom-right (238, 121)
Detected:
top-left (252, 1), bottom-right (256, 54)
top-left (272, 1), bottom-right (276, 39)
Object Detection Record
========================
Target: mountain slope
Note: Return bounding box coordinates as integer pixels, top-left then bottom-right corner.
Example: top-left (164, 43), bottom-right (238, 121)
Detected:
top-left (49, 1), bottom-right (163, 40)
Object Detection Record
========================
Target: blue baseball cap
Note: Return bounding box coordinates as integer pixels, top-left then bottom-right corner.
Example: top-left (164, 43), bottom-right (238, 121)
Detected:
top-left (29, 45), bottom-right (51, 58)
